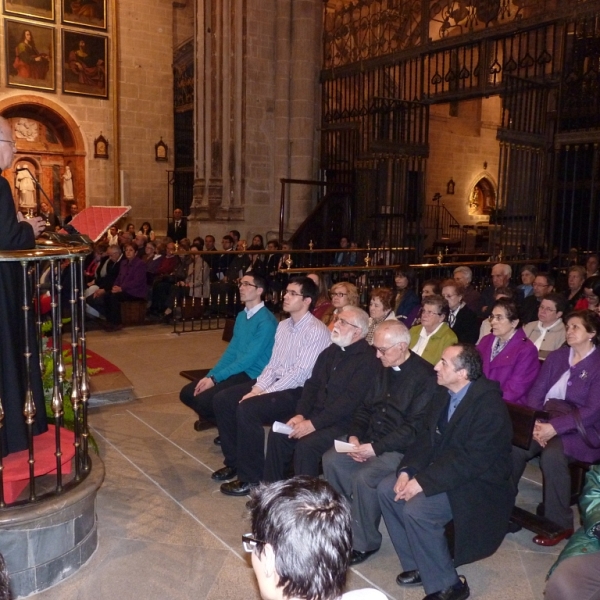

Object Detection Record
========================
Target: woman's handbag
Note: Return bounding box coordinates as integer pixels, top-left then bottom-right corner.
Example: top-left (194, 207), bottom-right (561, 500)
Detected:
top-left (545, 398), bottom-right (600, 449)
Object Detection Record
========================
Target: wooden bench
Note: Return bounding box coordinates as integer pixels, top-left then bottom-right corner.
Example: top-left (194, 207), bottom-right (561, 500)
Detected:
top-left (507, 402), bottom-right (592, 539)
top-left (120, 299), bottom-right (147, 326)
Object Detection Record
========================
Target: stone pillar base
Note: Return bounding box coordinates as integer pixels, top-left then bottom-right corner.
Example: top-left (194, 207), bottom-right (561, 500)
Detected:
top-left (0, 457), bottom-right (105, 598)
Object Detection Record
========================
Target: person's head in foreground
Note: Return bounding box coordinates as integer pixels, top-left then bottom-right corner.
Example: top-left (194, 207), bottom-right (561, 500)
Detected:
top-left (246, 476), bottom-right (351, 600)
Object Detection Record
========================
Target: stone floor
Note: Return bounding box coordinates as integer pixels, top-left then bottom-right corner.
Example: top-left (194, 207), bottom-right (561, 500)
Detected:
top-left (31, 324), bottom-right (568, 599)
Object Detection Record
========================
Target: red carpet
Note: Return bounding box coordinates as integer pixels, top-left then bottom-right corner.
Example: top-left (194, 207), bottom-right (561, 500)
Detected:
top-left (2, 425), bottom-right (76, 504)
top-left (65, 347), bottom-right (122, 376)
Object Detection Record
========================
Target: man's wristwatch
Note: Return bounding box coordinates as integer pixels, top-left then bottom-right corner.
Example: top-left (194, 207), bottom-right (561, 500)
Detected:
top-left (209, 375), bottom-right (217, 385)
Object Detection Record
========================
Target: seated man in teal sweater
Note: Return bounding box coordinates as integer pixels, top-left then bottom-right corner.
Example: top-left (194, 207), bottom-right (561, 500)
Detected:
top-left (179, 272), bottom-right (277, 430)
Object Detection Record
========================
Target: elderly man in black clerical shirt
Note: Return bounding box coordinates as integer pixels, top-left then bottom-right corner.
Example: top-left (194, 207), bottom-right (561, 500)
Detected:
top-left (323, 320), bottom-right (437, 566)
top-left (377, 344), bottom-right (512, 600)
top-left (263, 306), bottom-right (381, 482)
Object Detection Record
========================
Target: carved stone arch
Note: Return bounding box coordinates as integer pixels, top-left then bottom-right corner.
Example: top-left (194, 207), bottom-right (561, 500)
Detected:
top-left (0, 95), bottom-right (86, 215)
top-left (467, 173), bottom-right (497, 217)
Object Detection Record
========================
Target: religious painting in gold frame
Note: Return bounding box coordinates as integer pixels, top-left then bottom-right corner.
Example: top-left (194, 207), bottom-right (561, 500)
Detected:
top-left (3, 0), bottom-right (54, 22)
top-left (4, 19), bottom-right (55, 91)
top-left (61, 0), bottom-right (106, 30)
top-left (62, 30), bottom-right (108, 98)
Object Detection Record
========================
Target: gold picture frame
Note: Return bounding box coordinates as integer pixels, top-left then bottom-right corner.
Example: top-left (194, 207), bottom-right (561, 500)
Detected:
top-left (155, 138), bottom-right (168, 162)
top-left (61, 0), bottom-right (106, 30)
top-left (5, 19), bottom-right (55, 92)
top-left (94, 134), bottom-right (108, 159)
top-left (62, 29), bottom-right (108, 98)
top-left (3, 0), bottom-right (54, 22)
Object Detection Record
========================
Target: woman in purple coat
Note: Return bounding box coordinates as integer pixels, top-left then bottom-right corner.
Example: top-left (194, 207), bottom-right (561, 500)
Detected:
top-left (476, 298), bottom-right (540, 404)
top-left (512, 310), bottom-right (600, 546)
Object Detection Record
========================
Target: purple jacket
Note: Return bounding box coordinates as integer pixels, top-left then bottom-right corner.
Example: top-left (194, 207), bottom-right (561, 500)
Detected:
top-left (477, 329), bottom-right (540, 405)
top-left (114, 256), bottom-right (148, 299)
top-left (526, 346), bottom-right (600, 463)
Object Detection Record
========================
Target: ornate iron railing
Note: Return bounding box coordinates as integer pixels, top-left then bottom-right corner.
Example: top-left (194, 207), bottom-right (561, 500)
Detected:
top-left (0, 236), bottom-right (92, 508)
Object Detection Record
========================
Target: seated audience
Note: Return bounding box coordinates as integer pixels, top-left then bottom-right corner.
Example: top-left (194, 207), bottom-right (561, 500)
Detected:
top-left (523, 292), bottom-right (567, 359)
top-left (519, 272), bottom-right (555, 325)
top-left (574, 275), bottom-right (600, 312)
top-left (518, 264), bottom-right (538, 298)
top-left (102, 243), bottom-right (148, 331)
top-left (328, 282), bottom-right (359, 331)
top-left (85, 245), bottom-right (123, 318)
top-left (377, 344), bottom-right (512, 600)
top-left (106, 225), bottom-right (119, 246)
top-left (323, 321), bottom-right (436, 566)
top-left (179, 272), bottom-right (277, 430)
top-left (479, 263), bottom-right (522, 317)
top-left (307, 272), bottom-right (334, 324)
top-left (476, 299), bottom-right (539, 404)
top-left (393, 268), bottom-right (420, 323)
top-left (409, 295), bottom-right (457, 365)
top-left (366, 287), bottom-right (397, 344)
top-left (84, 241), bottom-right (107, 284)
top-left (453, 266), bottom-right (480, 313)
top-left (404, 279), bottom-right (441, 327)
top-left (512, 310), bottom-right (600, 545)
top-left (333, 235), bottom-right (356, 267)
top-left (143, 241), bottom-right (163, 284)
top-left (151, 241), bottom-right (180, 314)
top-left (247, 476), bottom-right (386, 600)
top-left (586, 253), bottom-right (599, 278)
top-left (477, 286), bottom-right (515, 341)
top-left (441, 279), bottom-right (479, 344)
top-left (544, 465), bottom-right (600, 600)
top-left (564, 265), bottom-right (586, 310)
top-left (213, 276), bottom-right (331, 496)
top-left (39, 199), bottom-right (59, 231)
top-left (263, 306), bottom-right (380, 482)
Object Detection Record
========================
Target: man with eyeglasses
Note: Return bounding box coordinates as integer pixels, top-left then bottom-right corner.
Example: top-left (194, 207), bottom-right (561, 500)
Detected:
top-left (213, 276), bottom-right (331, 496)
top-left (245, 476), bottom-right (386, 600)
top-left (262, 306), bottom-right (381, 482)
top-left (179, 272), bottom-right (277, 430)
top-left (519, 273), bottom-right (555, 325)
top-left (0, 116), bottom-right (48, 457)
top-left (323, 320), bottom-right (437, 566)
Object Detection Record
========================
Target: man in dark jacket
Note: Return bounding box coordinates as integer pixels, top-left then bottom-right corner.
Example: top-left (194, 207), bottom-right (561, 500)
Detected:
top-left (377, 344), bottom-right (513, 600)
top-left (322, 320), bottom-right (437, 566)
top-left (263, 306), bottom-right (381, 481)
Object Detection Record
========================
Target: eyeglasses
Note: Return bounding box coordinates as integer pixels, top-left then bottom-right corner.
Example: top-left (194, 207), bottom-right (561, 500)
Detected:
top-left (539, 305), bottom-right (557, 313)
top-left (238, 281), bottom-right (258, 288)
top-left (333, 314), bottom-right (360, 329)
top-left (242, 533), bottom-right (265, 553)
top-left (374, 341), bottom-right (402, 355)
top-left (0, 139), bottom-right (16, 148)
top-left (488, 314), bottom-right (507, 322)
top-left (284, 289), bottom-right (304, 298)
top-left (330, 292), bottom-right (348, 298)
top-left (421, 309), bottom-right (442, 317)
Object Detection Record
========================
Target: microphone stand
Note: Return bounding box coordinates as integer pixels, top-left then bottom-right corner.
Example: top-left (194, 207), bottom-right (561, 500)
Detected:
top-left (16, 167), bottom-right (53, 227)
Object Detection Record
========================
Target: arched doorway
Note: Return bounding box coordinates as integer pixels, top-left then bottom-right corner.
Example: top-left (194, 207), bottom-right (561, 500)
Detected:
top-left (0, 96), bottom-right (86, 222)
top-left (468, 176), bottom-right (496, 216)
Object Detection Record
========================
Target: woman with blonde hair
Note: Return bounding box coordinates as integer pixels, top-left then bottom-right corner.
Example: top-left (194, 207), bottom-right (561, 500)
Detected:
top-left (327, 282), bottom-right (359, 330)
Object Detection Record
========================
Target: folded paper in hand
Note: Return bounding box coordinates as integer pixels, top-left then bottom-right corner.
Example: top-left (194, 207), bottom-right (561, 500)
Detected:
top-left (335, 440), bottom-right (357, 453)
top-left (272, 421), bottom-right (293, 435)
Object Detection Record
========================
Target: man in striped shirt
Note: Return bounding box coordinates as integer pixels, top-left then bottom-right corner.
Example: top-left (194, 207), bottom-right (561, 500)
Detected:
top-left (213, 276), bottom-right (332, 496)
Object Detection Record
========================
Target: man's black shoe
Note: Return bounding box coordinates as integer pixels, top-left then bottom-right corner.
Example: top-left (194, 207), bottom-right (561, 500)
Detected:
top-left (194, 419), bottom-right (214, 432)
top-left (213, 436), bottom-right (221, 445)
top-left (423, 576), bottom-right (470, 600)
top-left (211, 467), bottom-right (237, 481)
top-left (220, 479), bottom-right (258, 497)
top-left (348, 548), bottom-right (379, 566)
top-left (396, 570), bottom-right (422, 586)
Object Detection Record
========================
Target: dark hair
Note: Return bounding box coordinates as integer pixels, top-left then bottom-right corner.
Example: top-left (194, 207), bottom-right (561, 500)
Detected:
top-left (535, 272), bottom-right (555, 287)
top-left (369, 287), bottom-right (393, 311)
top-left (493, 286), bottom-right (515, 301)
top-left (126, 223), bottom-right (135, 232)
top-left (251, 234), bottom-right (265, 250)
top-left (394, 267), bottom-right (413, 284)
top-left (567, 310), bottom-right (600, 346)
top-left (308, 272), bottom-right (330, 304)
top-left (192, 237), bottom-right (204, 250)
top-left (289, 276), bottom-right (318, 311)
top-left (542, 292), bottom-right (567, 315)
top-left (205, 234), bottom-right (215, 243)
top-left (141, 221), bottom-right (153, 233)
top-left (222, 235), bottom-right (234, 244)
top-left (521, 264), bottom-right (538, 276)
top-left (267, 239), bottom-right (280, 250)
top-left (246, 271), bottom-right (268, 299)
top-left (229, 229), bottom-right (241, 240)
top-left (123, 242), bottom-right (136, 253)
top-left (582, 275), bottom-right (600, 297)
top-left (441, 278), bottom-right (464, 296)
top-left (422, 294), bottom-right (449, 320)
top-left (249, 477), bottom-right (351, 600)
top-left (451, 343), bottom-right (483, 381)
top-left (422, 279), bottom-right (441, 295)
top-left (492, 298), bottom-right (519, 322)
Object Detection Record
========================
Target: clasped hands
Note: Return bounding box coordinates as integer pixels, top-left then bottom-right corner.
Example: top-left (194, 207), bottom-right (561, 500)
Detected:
top-left (285, 415), bottom-right (316, 439)
top-left (533, 420), bottom-right (557, 448)
top-left (393, 472), bottom-right (423, 502)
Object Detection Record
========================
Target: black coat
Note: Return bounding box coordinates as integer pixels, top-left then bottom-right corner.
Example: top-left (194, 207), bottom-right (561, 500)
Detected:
top-left (348, 351), bottom-right (437, 456)
top-left (450, 305), bottom-right (480, 344)
top-left (0, 177), bottom-right (48, 456)
top-left (519, 294), bottom-right (540, 325)
top-left (400, 376), bottom-right (513, 566)
top-left (296, 339), bottom-right (381, 431)
top-left (167, 219), bottom-right (187, 242)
